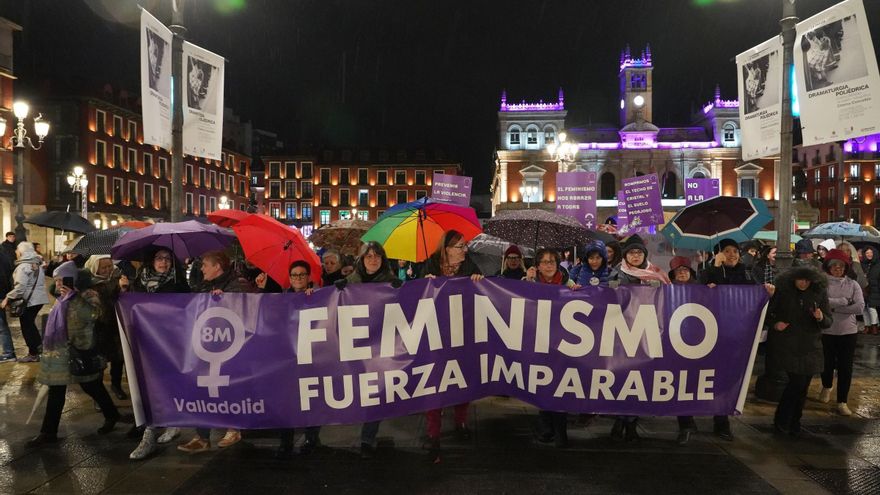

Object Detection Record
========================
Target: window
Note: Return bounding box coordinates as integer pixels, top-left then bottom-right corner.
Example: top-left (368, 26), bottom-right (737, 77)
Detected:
top-left (544, 128), bottom-right (556, 145)
top-left (185, 164), bottom-right (193, 184)
top-left (395, 170), bottom-right (406, 185)
top-left (828, 209), bottom-right (835, 222)
top-left (209, 196), bottom-right (217, 212)
top-left (239, 180), bottom-right (245, 195)
top-left (814, 169), bottom-right (821, 184)
top-left (850, 186), bottom-right (860, 202)
top-left (199, 168), bottom-right (206, 188)
top-left (301, 162), bottom-right (313, 179)
top-left (396, 190), bottom-right (408, 204)
top-left (829, 166), bottom-right (836, 179)
top-left (160, 186), bottom-right (168, 210)
top-left (527, 129), bottom-right (538, 145)
top-left (227, 154), bottom-right (234, 170)
top-left (600, 172), bottom-right (616, 200)
top-left (377, 190), bottom-right (388, 207)
top-left (285, 161), bottom-right (296, 178)
top-left (630, 72), bottom-right (647, 90)
top-left (874, 163), bottom-right (880, 179)
top-left (239, 160), bottom-right (247, 174)
top-left (113, 178), bottom-right (123, 205)
top-left (850, 208), bottom-right (861, 224)
top-left (358, 168), bottom-right (368, 185)
top-left (509, 128), bottom-right (520, 145)
top-left (320, 168), bottom-right (331, 185)
top-left (813, 189), bottom-right (820, 204)
top-left (876, 186), bottom-right (880, 200)
top-left (301, 181), bottom-right (313, 199)
top-left (128, 180), bottom-right (138, 206)
top-left (416, 190), bottom-right (427, 199)
top-left (850, 164), bottom-right (860, 179)
top-left (159, 157), bottom-right (168, 180)
top-left (269, 202), bottom-right (280, 219)
top-left (113, 145), bottom-right (123, 170)
top-left (128, 148), bottom-right (137, 173)
top-left (269, 181), bottom-right (281, 198)
top-left (219, 173), bottom-right (226, 191)
top-left (319, 210), bottom-right (331, 225)
top-left (96, 110), bottom-right (106, 134)
top-left (320, 188), bottom-right (331, 206)
top-left (415, 170), bottom-right (426, 185)
top-left (723, 123), bottom-right (736, 143)
top-left (339, 209), bottom-right (351, 220)
top-left (144, 153), bottom-right (153, 177)
top-left (739, 178), bottom-right (756, 198)
top-left (95, 140), bottom-right (106, 166)
top-left (339, 168), bottom-right (350, 185)
top-left (285, 202), bottom-right (296, 219)
top-left (692, 171), bottom-right (707, 179)
top-left (96, 175), bottom-right (107, 203)
top-left (357, 210), bottom-right (369, 221)
top-left (301, 204), bottom-right (313, 221)
top-left (227, 176), bottom-right (233, 193)
top-left (377, 170), bottom-right (388, 185)
top-left (186, 193), bottom-right (193, 215)
top-left (199, 195), bottom-right (206, 215)
top-left (210, 170), bottom-right (217, 189)
top-left (283, 180), bottom-right (296, 198)
top-left (339, 189), bottom-right (350, 207)
top-left (128, 121), bottom-right (137, 141)
top-left (269, 162), bottom-right (281, 178)
top-left (828, 187), bottom-right (834, 201)
top-left (113, 115), bottom-right (123, 137)
top-left (355, 189), bottom-right (367, 207)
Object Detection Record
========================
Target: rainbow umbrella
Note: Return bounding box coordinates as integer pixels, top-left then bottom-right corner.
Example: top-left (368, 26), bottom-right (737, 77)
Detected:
top-left (361, 197), bottom-right (482, 262)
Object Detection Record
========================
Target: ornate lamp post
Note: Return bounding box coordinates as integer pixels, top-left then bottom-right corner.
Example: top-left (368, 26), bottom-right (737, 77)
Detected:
top-left (67, 166), bottom-right (89, 219)
top-left (0, 101), bottom-right (50, 242)
top-left (519, 185), bottom-right (538, 208)
top-left (547, 131), bottom-right (579, 172)
top-left (218, 195), bottom-right (230, 210)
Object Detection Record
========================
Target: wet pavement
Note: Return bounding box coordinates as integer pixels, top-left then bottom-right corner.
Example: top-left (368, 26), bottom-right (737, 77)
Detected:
top-left (3, 328), bottom-right (880, 494)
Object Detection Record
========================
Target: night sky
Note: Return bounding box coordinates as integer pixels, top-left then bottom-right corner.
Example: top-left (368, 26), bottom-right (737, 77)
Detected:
top-left (3, 0), bottom-right (880, 192)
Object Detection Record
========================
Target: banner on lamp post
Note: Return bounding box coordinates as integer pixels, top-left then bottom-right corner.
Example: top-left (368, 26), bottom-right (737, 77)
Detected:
top-left (736, 36), bottom-right (783, 160)
top-left (140, 9), bottom-right (173, 150)
top-left (794, 0), bottom-right (880, 146)
top-left (684, 178), bottom-right (721, 205)
top-left (555, 172), bottom-right (598, 228)
top-left (622, 174), bottom-right (664, 230)
top-left (182, 41), bottom-right (225, 161)
top-left (431, 173), bottom-right (472, 206)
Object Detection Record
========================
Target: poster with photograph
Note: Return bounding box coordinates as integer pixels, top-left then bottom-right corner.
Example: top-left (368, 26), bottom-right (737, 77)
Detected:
top-left (736, 36), bottom-right (783, 160)
top-left (555, 172), bottom-right (597, 228)
top-left (794, 0), bottom-right (880, 145)
top-left (182, 41), bottom-right (224, 161)
top-left (140, 9), bottom-right (172, 150)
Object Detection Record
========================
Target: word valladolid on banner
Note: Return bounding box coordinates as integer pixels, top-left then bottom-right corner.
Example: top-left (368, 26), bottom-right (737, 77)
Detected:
top-left (117, 278), bottom-right (769, 429)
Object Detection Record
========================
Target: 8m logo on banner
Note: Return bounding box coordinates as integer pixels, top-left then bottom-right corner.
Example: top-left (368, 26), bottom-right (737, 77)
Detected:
top-left (191, 307), bottom-right (248, 398)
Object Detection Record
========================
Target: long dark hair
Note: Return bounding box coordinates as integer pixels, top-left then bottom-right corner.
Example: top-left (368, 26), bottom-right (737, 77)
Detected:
top-left (355, 241), bottom-right (393, 279)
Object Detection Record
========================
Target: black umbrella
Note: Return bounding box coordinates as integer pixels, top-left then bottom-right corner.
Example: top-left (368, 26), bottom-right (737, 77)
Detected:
top-left (483, 209), bottom-right (592, 250)
top-left (66, 227), bottom-right (135, 256)
top-left (24, 210), bottom-right (96, 234)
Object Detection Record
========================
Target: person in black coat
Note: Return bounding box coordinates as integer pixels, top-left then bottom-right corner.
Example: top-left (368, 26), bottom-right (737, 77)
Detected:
top-left (861, 245), bottom-right (880, 335)
top-left (496, 245), bottom-right (527, 279)
top-left (768, 266), bottom-right (831, 436)
top-left (0, 248), bottom-right (15, 361)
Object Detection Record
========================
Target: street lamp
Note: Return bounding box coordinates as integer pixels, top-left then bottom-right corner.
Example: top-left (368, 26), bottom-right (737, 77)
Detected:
top-left (519, 185), bottom-right (538, 208)
top-left (218, 195), bottom-right (230, 209)
top-left (547, 130), bottom-right (579, 172)
top-left (0, 101), bottom-right (50, 242)
top-left (67, 165), bottom-right (89, 219)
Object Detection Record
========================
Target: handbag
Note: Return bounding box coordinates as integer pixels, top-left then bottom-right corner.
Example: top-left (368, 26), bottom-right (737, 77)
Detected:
top-left (68, 344), bottom-right (105, 376)
top-left (7, 265), bottom-right (39, 317)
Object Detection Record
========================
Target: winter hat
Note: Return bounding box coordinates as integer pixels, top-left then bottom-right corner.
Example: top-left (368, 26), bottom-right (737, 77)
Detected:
top-left (504, 245), bottom-right (523, 258)
top-left (668, 255), bottom-right (696, 280)
top-left (52, 260), bottom-right (79, 281)
top-left (620, 234), bottom-right (647, 256)
top-left (714, 238), bottom-right (739, 254)
top-left (75, 269), bottom-right (101, 291)
top-left (823, 248), bottom-right (851, 273)
top-left (795, 238), bottom-right (815, 255)
top-left (818, 239), bottom-right (836, 252)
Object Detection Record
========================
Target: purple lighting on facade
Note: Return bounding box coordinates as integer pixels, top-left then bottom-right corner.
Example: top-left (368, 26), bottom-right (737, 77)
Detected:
top-left (500, 100), bottom-right (565, 112)
top-left (702, 99), bottom-right (740, 114)
top-left (843, 133), bottom-right (880, 154)
top-left (578, 140), bottom-right (718, 150)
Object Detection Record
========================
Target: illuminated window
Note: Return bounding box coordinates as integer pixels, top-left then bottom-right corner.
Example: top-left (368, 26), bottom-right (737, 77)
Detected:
top-left (319, 210), bottom-right (331, 225)
top-left (850, 164), bottom-right (860, 178)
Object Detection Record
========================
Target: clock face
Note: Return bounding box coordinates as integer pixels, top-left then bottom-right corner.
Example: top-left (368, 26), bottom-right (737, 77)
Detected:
top-left (633, 95), bottom-right (645, 108)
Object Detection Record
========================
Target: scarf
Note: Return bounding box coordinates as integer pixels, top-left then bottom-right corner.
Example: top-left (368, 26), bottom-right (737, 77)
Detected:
top-left (763, 263), bottom-right (775, 285)
top-left (138, 267), bottom-right (173, 293)
top-left (42, 291), bottom-right (75, 351)
top-left (441, 262), bottom-right (462, 277)
top-left (538, 270), bottom-right (564, 286)
top-left (620, 260), bottom-right (671, 285)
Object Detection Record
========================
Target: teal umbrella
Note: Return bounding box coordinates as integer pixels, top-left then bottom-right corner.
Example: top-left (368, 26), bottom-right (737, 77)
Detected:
top-left (661, 196), bottom-right (773, 251)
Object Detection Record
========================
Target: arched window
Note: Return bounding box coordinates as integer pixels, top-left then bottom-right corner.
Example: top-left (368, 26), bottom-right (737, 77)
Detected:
top-left (600, 172), bottom-right (616, 199)
top-left (692, 171), bottom-right (707, 179)
top-left (723, 122), bottom-right (737, 143)
top-left (509, 126), bottom-right (521, 146)
top-left (662, 171), bottom-right (678, 199)
top-left (526, 125), bottom-right (539, 147)
top-left (544, 126), bottom-right (556, 145)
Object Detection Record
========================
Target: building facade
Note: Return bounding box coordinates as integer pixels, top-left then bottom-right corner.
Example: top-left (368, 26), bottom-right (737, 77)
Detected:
top-left (0, 17), bottom-right (21, 236)
top-left (491, 44), bottom-right (790, 226)
top-left (262, 148), bottom-right (461, 235)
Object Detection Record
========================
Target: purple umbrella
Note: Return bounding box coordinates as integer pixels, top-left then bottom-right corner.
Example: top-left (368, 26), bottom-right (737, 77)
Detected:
top-left (110, 220), bottom-right (235, 261)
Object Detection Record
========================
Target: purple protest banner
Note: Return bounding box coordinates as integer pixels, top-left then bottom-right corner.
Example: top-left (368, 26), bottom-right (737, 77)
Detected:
top-left (617, 190), bottom-right (629, 234)
top-left (431, 173), bottom-right (472, 206)
top-left (622, 174), bottom-right (664, 229)
top-left (117, 278), bottom-right (768, 429)
top-left (685, 178), bottom-right (721, 206)
top-left (555, 172), bottom-right (598, 228)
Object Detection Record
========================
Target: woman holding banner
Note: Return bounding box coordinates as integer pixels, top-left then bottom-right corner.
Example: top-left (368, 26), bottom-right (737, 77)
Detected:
top-left (422, 230), bottom-right (483, 463)
top-left (333, 241), bottom-right (401, 459)
top-left (525, 248), bottom-right (580, 447)
top-left (129, 248), bottom-right (191, 460)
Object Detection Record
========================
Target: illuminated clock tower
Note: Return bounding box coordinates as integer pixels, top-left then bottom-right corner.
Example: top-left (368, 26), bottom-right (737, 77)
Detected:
top-left (619, 44), bottom-right (653, 126)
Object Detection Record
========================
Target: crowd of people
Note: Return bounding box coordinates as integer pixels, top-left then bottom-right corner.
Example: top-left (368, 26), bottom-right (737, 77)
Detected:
top-left (0, 228), bottom-right (875, 464)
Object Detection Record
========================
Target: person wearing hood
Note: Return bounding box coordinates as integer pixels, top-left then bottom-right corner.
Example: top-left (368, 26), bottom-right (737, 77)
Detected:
top-left (26, 264), bottom-right (121, 447)
top-left (497, 245), bottom-right (527, 279)
top-left (861, 244), bottom-right (880, 335)
top-left (837, 241), bottom-right (868, 290)
top-left (793, 238), bottom-right (822, 270)
top-left (705, 238), bottom-right (757, 286)
top-left (570, 240), bottom-right (611, 287)
top-left (83, 255), bottom-right (127, 400)
top-left (816, 239), bottom-right (836, 263)
top-left (768, 266), bottom-right (831, 436)
top-left (1, 241), bottom-right (50, 362)
top-left (818, 249), bottom-right (864, 416)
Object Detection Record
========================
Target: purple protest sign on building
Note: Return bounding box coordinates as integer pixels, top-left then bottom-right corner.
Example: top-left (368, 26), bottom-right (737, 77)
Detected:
top-left (616, 190), bottom-right (629, 234)
top-left (555, 172), bottom-right (598, 228)
top-left (117, 278), bottom-right (768, 429)
top-left (685, 178), bottom-right (721, 205)
top-left (622, 174), bottom-right (664, 229)
top-left (431, 173), bottom-right (472, 206)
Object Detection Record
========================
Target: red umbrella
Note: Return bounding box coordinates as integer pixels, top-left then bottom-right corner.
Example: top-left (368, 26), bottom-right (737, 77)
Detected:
top-left (110, 220), bottom-right (153, 230)
top-left (232, 215), bottom-right (322, 289)
top-left (208, 209), bottom-right (251, 228)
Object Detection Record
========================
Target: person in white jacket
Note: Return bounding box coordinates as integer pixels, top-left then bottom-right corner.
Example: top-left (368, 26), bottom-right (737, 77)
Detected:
top-left (0, 242), bottom-right (50, 362)
top-left (819, 248), bottom-right (865, 416)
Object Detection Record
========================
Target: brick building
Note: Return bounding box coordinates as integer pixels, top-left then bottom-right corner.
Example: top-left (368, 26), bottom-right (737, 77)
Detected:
top-left (0, 17), bottom-right (21, 235)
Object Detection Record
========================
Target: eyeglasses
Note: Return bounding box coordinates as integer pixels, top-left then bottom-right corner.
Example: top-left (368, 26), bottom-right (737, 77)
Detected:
top-left (505, 255), bottom-right (521, 260)
top-left (154, 256), bottom-right (172, 261)
top-left (451, 244), bottom-right (468, 250)
top-left (539, 259), bottom-right (556, 265)
top-left (289, 272), bottom-right (309, 279)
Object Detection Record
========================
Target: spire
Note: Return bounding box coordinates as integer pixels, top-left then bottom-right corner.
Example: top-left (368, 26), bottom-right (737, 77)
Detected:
top-left (714, 83), bottom-right (721, 102)
top-left (620, 49), bottom-right (625, 65)
top-left (558, 87), bottom-right (565, 106)
top-left (500, 89), bottom-right (507, 108)
top-left (625, 44), bottom-right (631, 59)
top-left (645, 43), bottom-right (652, 62)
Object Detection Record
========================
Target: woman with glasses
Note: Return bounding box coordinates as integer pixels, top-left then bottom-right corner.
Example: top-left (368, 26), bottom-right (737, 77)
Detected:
top-left (421, 230), bottom-right (483, 463)
top-left (497, 245), bottom-right (527, 279)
